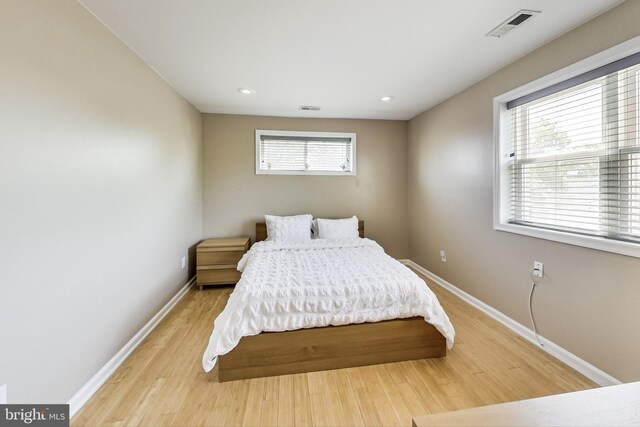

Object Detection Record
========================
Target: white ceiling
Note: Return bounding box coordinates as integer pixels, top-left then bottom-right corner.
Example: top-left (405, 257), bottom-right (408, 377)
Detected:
top-left (80, 0), bottom-right (622, 120)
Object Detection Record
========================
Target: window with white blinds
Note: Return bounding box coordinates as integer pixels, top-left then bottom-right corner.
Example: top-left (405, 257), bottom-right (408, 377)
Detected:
top-left (495, 46), bottom-right (640, 257)
top-left (255, 130), bottom-right (356, 175)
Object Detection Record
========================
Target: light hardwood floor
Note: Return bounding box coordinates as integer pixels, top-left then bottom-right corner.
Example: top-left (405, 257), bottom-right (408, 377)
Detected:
top-left (72, 272), bottom-right (596, 426)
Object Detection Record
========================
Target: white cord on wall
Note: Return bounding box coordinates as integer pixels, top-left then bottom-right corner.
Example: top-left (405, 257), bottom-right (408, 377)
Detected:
top-left (528, 268), bottom-right (544, 347)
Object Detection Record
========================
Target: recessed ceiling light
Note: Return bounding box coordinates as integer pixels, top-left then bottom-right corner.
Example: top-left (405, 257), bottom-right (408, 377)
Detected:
top-left (237, 87), bottom-right (255, 95)
top-left (381, 96), bottom-right (394, 102)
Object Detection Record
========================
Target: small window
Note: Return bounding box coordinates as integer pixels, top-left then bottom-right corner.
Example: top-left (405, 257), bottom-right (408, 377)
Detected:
top-left (256, 130), bottom-right (356, 176)
top-left (494, 43), bottom-right (640, 258)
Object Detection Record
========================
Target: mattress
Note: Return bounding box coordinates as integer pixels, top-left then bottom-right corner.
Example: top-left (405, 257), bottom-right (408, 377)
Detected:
top-left (202, 238), bottom-right (455, 372)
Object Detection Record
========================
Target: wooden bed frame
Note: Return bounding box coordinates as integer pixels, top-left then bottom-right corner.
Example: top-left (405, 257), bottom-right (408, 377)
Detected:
top-left (216, 220), bottom-right (447, 382)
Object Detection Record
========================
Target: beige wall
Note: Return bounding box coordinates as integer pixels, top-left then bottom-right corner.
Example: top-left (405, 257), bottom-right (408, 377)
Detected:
top-left (0, 0), bottom-right (202, 403)
top-left (408, 0), bottom-right (640, 382)
top-left (203, 114), bottom-right (409, 258)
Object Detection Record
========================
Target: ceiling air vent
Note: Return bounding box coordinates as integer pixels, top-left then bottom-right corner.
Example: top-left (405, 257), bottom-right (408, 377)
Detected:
top-left (299, 105), bottom-right (321, 111)
top-left (486, 9), bottom-right (540, 38)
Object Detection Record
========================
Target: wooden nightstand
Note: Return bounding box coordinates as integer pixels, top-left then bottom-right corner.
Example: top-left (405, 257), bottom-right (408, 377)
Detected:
top-left (196, 237), bottom-right (250, 290)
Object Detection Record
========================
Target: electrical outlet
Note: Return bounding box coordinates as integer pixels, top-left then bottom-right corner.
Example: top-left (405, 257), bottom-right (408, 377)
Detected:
top-left (533, 261), bottom-right (544, 278)
top-left (0, 384), bottom-right (7, 404)
top-left (181, 256), bottom-right (187, 269)
top-left (440, 250), bottom-right (447, 262)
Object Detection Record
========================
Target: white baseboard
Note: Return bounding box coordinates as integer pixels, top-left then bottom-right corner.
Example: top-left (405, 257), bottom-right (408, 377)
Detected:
top-left (400, 260), bottom-right (621, 387)
top-left (68, 276), bottom-right (196, 418)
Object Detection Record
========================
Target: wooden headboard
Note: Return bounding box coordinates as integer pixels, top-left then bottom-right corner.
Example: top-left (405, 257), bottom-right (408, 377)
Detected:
top-left (256, 220), bottom-right (365, 242)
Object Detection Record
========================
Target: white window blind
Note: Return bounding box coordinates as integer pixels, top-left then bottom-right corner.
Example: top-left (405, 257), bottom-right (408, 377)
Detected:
top-left (506, 53), bottom-right (640, 244)
top-left (255, 130), bottom-right (356, 175)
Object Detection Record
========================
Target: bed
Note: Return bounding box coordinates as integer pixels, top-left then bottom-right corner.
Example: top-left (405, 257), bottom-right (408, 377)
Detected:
top-left (203, 219), bottom-right (455, 382)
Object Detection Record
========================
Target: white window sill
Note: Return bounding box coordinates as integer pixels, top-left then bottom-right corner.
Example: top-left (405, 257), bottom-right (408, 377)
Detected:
top-left (494, 222), bottom-right (640, 259)
top-left (256, 170), bottom-right (356, 176)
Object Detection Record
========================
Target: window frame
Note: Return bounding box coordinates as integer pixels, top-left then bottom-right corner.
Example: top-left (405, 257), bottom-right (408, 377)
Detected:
top-left (493, 35), bottom-right (640, 258)
top-left (255, 129), bottom-right (357, 176)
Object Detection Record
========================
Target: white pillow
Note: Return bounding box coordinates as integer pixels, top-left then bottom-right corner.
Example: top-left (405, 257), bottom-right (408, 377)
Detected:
top-left (265, 214), bottom-right (313, 242)
top-left (316, 216), bottom-right (359, 240)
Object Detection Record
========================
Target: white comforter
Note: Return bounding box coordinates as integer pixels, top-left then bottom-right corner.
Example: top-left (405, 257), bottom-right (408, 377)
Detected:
top-left (202, 238), bottom-right (455, 372)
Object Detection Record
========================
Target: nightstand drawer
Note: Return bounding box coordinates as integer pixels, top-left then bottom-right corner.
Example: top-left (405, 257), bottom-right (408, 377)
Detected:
top-left (197, 267), bottom-right (241, 284)
top-left (197, 250), bottom-right (244, 266)
top-left (196, 236), bottom-right (250, 289)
